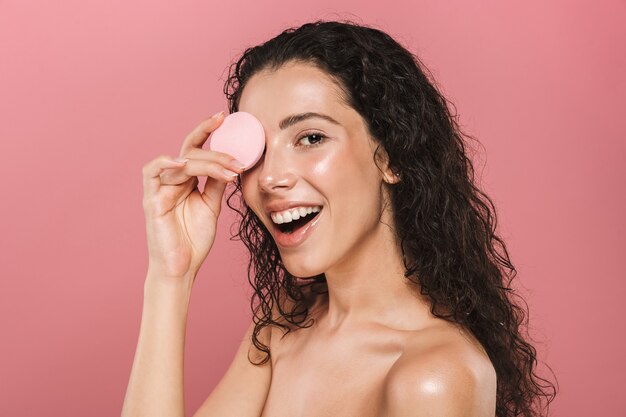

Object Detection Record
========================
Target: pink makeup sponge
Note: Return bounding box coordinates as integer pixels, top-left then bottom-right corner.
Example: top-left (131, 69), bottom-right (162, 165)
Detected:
top-left (208, 111), bottom-right (265, 170)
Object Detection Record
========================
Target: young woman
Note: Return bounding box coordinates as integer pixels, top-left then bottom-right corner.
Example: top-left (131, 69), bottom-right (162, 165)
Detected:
top-left (122, 20), bottom-right (557, 417)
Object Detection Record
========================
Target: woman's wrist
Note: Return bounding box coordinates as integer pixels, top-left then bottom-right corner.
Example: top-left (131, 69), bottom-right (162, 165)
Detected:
top-left (145, 268), bottom-right (196, 289)
top-left (144, 269), bottom-right (196, 307)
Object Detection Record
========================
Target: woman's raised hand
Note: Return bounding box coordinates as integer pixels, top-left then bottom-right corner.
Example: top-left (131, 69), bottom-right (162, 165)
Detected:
top-left (141, 111), bottom-right (245, 284)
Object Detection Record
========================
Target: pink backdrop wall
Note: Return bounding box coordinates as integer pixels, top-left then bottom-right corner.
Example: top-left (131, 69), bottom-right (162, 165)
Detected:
top-left (1, 1), bottom-right (624, 416)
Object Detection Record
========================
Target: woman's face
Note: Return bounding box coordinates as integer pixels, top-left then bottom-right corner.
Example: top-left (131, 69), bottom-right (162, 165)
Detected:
top-left (239, 61), bottom-right (395, 278)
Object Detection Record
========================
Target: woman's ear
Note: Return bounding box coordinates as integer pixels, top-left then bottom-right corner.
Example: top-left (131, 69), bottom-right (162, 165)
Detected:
top-left (383, 168), bottom-right (401, 184)
top-left (381, 153), bottom-right (401, 184)
top-left (373, 142), bottom-right (401, 184)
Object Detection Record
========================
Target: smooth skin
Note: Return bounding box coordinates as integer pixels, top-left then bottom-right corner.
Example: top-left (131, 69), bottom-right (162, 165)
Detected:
top-left (122, 61), bottom-right (497, 417)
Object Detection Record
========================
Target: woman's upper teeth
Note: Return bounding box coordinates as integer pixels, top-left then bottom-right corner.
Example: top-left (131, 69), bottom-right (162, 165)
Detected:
top-left (271, 206), bottom-right (322, 224)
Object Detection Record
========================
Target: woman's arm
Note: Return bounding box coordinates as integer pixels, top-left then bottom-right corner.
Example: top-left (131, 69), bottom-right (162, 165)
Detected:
top-left (121, 272), bottom-right (194, 417)
top-left (121, 270), bottom-right (274, 417)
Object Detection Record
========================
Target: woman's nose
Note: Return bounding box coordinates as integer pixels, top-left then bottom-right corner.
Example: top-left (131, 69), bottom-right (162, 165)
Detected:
top-left (257, 147), bottom-right (297, 193)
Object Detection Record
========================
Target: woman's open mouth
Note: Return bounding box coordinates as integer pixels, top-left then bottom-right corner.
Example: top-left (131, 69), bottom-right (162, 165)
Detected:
top-left (270, 207), bottom-right (323, 248)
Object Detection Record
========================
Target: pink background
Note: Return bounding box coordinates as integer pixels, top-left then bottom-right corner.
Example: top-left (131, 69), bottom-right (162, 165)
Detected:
top-left (1, 1), bottom-right (624, 416)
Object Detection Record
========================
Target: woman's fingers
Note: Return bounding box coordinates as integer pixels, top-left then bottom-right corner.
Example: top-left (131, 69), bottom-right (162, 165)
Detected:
top-left (143, 149), bottom-right (243, 203)
top-left (179, 111), bottom-right (225, 157)
top-left (142, 155), bottom-right (187, 197)
top-left (181, 147), bottom-right (245, 172)
top-left (159, 157), bottom-right (241, 185)
top-left (162, 147), bottom-right (245, 185)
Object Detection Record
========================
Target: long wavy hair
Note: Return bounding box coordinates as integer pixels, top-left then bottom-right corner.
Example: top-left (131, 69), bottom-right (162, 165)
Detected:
top-left (222, 19), bottom-right (557, 417)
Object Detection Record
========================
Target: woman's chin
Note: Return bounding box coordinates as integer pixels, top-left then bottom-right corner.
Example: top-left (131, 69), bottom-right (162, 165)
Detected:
top-left (282, 258), bottom-right (325, 280)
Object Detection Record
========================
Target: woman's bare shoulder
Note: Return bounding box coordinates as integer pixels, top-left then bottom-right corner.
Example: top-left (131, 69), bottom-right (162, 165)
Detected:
top-left (381, 322), bottom-right (497, 416)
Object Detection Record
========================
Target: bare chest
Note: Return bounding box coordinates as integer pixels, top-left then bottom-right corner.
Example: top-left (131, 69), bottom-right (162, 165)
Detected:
top-left (260, 325), bottom-right (405, 417)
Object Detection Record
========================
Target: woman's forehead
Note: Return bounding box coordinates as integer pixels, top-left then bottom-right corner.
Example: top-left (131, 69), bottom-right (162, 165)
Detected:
top-left (239, 63), bottom-right (348, 114)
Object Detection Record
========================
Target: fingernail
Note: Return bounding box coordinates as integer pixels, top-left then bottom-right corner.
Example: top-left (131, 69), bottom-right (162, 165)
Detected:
top-left (231, 160), bottom-right (247, 170)
top-left (222, 168), bottom-right (238, 177)
top-left (173, 157), bottom-right (189, 163)
top-left (211, 110), bottom-right (225, 119)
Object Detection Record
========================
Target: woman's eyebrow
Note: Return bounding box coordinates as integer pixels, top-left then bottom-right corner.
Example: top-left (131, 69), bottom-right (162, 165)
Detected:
top-left (279, 112), bottom-right (341, 130)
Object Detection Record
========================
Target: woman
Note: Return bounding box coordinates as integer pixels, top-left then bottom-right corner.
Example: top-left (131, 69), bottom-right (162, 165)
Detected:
top-left (122, 20), bottom-right (557, 417)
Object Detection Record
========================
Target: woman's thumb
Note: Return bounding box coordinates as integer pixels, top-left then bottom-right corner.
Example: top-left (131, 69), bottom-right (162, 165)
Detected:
top-left (202, 177), bottom-right (229, 216)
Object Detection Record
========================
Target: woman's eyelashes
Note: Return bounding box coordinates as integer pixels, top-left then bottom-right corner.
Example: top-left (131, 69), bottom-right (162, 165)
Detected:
top-left (296, 132), bottom-right (327, 148)
top-left (256, 132), bottom-right (327, 159)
